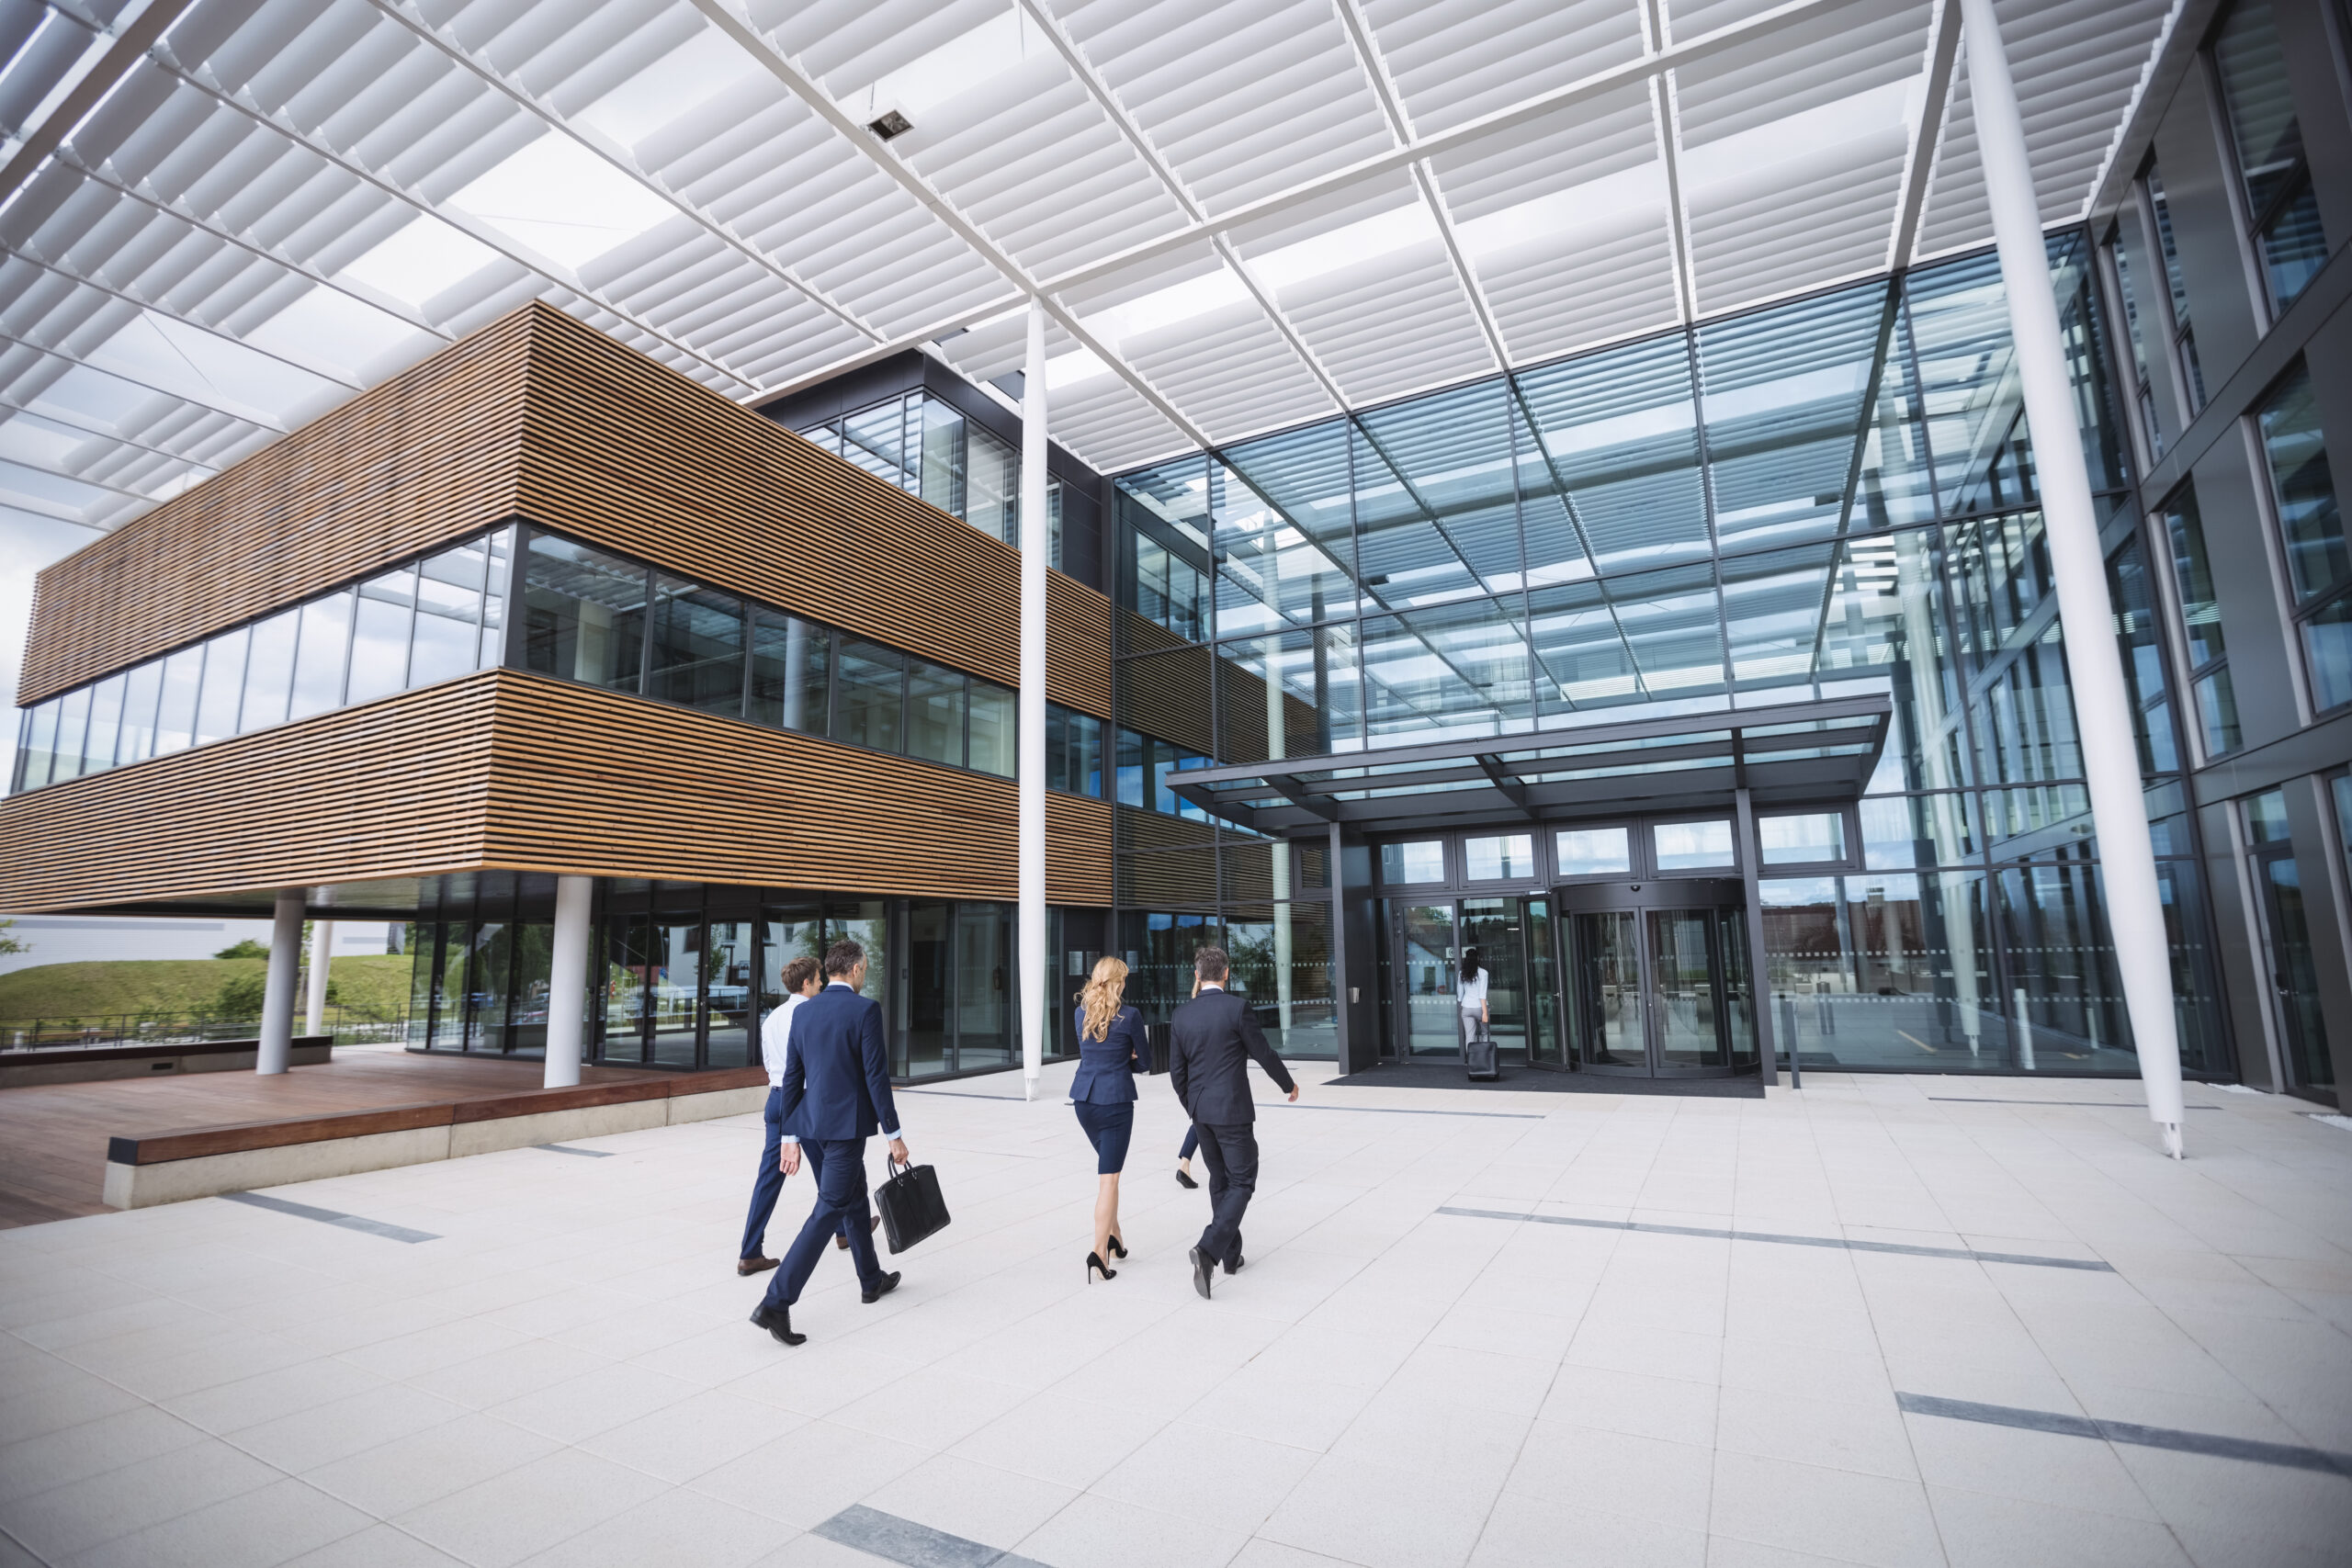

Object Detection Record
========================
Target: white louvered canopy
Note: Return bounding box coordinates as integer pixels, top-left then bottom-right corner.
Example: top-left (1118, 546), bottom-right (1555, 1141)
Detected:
top-left (0, 0), bottom-right (2177, 535)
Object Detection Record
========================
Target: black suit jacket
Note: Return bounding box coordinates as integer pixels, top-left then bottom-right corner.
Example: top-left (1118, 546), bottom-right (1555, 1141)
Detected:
top-left (1169, 987), bottom-right (1295, 1125)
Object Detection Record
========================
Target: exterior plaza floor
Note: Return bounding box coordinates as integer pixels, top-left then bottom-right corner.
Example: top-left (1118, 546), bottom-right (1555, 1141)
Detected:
top-left (2, 1065), bottom-right (2349, 1568)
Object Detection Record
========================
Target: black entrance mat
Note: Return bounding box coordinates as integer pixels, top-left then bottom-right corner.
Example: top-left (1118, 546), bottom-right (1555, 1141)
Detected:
top-left (1324, 1062), bottom-right (1766, 1098)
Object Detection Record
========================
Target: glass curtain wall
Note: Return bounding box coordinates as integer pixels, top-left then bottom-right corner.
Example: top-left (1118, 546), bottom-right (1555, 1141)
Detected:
top-left (1111, 237), bottom-right (2225, 1077)
top-left (800, 389), bottom-right (1065, 566)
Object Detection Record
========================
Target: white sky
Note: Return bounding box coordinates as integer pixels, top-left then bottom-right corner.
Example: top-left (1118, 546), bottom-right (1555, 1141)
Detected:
top-left (0, 510), bottom-right (104, 795)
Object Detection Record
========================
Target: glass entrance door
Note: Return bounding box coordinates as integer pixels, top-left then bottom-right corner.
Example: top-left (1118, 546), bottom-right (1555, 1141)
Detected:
top-left (1392, 898), bottom-right (1549, 1062)
top-left (1559, 880), bottom-right (1754, 1077)
top-left (1400, 904), bottom-right (1458, 1056)
top-left (1460, 898), bottom-right (1528, 1061)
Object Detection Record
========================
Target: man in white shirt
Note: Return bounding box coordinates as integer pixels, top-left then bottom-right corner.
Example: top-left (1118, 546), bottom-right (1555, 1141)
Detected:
top-left (737, 957), bottom-right (823, 1275)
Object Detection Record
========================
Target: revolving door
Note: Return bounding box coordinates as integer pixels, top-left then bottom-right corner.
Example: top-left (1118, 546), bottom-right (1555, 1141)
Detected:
top-left (1558, 878), bottom-right (1758, 1077)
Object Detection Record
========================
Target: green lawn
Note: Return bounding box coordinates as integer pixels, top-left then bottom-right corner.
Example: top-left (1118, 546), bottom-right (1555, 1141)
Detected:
top-left (0, 954), bottom-right (413, 1026)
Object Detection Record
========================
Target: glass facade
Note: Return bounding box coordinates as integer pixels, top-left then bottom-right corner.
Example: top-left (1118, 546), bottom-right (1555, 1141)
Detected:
top-left (15, 526), bottom-right (1106, 802)
top-left (1110, 238), bottom-right (2225, 1077)
top-left (2211, 0), bottom-right (2329, 317)
top-left (13, 527), bottom-right (513, 793)
top-left (2256, 363), bottom-right (2352, 713)
top-left (799, 389), bottom-right (1065, 565)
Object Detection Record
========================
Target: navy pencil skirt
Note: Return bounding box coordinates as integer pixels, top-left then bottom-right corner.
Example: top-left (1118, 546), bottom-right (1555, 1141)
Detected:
top-left (1072, 1100), bottom-right (1135, 1175)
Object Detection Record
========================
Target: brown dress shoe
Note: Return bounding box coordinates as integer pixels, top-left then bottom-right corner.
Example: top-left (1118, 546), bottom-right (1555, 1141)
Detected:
top-left (737, 1255), bottom-right (779, 1276)
top-left (833, 1215), bottom-right (882, 1251)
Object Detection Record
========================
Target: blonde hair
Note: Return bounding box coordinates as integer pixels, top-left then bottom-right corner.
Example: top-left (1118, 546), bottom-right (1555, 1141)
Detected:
top-left (1078, 956), bottom-right (1129, 1043)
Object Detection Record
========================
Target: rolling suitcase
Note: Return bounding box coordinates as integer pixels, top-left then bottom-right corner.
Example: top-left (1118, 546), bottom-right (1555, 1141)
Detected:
top-left (1464, 1015), bottom-right (1499, 1082)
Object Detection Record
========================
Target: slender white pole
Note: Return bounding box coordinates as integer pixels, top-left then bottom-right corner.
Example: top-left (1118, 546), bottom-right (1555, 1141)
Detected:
top-left (1019, 303), bottom-right (1050, 1101)
top-left (257, 890), bottom-right (304, 1074)
top-left (545, 874), bottom-right (594, 1089)
top-left (1266, 646), bottom-right (1294, 1034)
top-left (302, 919), bottom-right (334, 1038)
top-left (1962, 0), bottom-right (2186, 1156)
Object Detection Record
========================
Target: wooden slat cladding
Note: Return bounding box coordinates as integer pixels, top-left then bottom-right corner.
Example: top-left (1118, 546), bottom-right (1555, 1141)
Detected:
top-left (1116, 641), bottom-right (1216, 757)
top-left (18, 320), bottom-right (536, 705)
top-left (20, 302), bottom-right (1116, 723)
top-left (0, 671), bottom-right (1113, 911)
top-left (483, 673), bottom-right (1111, 906)
top-left (510, 308), bottom-right (1112, 718)
top-left (0, 676), bottom-right (500, 911)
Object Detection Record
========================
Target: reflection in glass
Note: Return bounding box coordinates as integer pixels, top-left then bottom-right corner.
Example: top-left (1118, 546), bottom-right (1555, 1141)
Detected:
top-left (646, 576), bottom-right (745, 716)
top-left (969, 681), bottom-right (1015, 777)
top-left (1354, 381), bottom-right (1516, 605)
top-left (522, 535), bottom-right (646, 692)
top-left (748, 609), bottom-right (829, 731)
top-left (412, 541), bottom-right (487, 688)
top-left (954, 903), bottom-right (1014, 1068)
top-left (1648, 909), bottom-right (1722, 1068)
top-left (194, 626), bottom-right (246, 745)
top-left (1381, 841), bottom-right (1443, 884)
top-left (240, 611), bottom-right (300, 734)
top-left (290, 592), bottom-right (352, 719)
top-left (116, 660), bottom-right (162, 768)
top-left (1568, 909), bottom-right (1642, 1067)
top-left (154, 647), bottom-right (201, 755)
top-left (1046, 705), bottom-right (1102, 795)
top-left (704, 920), bottom-right (754, 1068)
top-left (1761, 873), bottom-right (1999, 1071)
top-left (2213, 0), bottom-right (2328, 312)
top-left (1463, 835), bottom-right (1533, 880)
top-left (1400, 903), bottom-right (1457, 1057)
top-left (349, 565), bottom-right (418, 705)
top-left (649, 913), bottom-right (701, 1066)
top-left (833, 640), bottom-right (905, 753)
top-left (82, 673), bottom-right (124, 773)
top-left (905, 659), bottom-right (966, 767)
top-left (1654, 820), bottom-right (1733, 870)
top-left (1759, 814), bottom-right (1844, 865)
top-left (1698, 282), bottom-right (1883, 552)
top-left (1556, 827), bottom-right (1631, 876)
top-left (17, 699), bottom-right (56, 790)
top-left (51, 686), bottom-right (88, 784)
top-left (603, 915), bottom-right (649, 1063)
top-left (1516, 333), bottom-right (1708, 571)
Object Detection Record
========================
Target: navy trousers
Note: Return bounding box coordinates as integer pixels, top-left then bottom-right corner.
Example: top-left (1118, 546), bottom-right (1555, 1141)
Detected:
top-left (763, 1136), bottom-right (883, 1309)
top-left (741, 1089), bottom-right (848, 1261)
top-left (1192, 1122), bottom-right (1258, 1268)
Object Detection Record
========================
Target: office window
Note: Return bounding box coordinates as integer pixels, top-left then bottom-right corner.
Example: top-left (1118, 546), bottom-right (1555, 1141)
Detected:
top-left (1655, 819), bottom-right (1734, 870)
top-left (1381, 840), bottom-right (1444, 883)
top-left (905, 658), bottom-right (967, 767)
top-left (289, 592), bottom-right (352, 720)
top-left (349, 563), bottom-right (419, 705)
top-left (411, 540), bottom-right (489, 688)
top-left (1115, 726), bottom-right (1147, 807)
top-left (2109, 544), bottom-right (2180, 775)
top-left (154, 647), bottom-right (201, 755)
top-left (747, 609), bottom-right (828, 731)
top-left (2256, 364), bottom-right (2352, 710)
top-left (523, 535), bottom-right (647, 693)
top-left (2141, 166), bottom-right (2205, 414)
top-left (2105, 232), bottom-right (2165, 460)
top-left (969, 681), bottom-right (1016, 778)
top-left (50, 685), bottom-right (88, 783)
top-left (833, 638), bottom-right (905, 753)
top-left (116, 659), bottom-right (161, 766)
top-left (2155, 484), bottom-right (2241, 754)
top-left (1463, 834), bottom-right (1534, 880)
top-left (238, 608), bottom-right (300, 733)
top-left (81, 673), bottom-right (124, 774)
top-left (1759, 813), bottom-right (1846, 865)
top-left (17, 700), bottom-right (57, 790)
top-left (2212, 1), bottom-right (2329, 316)
top-left (646, 575), bottom-right (745, 717)
top-left (193, 626), bottom-right (246, 745)
top-left (1046, 705), bottom-right (1102, 795)
top-left (1556, 826), bottom-right (1632, 876)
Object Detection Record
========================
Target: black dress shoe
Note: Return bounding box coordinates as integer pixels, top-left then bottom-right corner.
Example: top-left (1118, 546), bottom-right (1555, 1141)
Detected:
top-left (861, 1270), bottom-right (901, 1304)
top-left (1189, 1246), bottom-right (1215, 1300)
top-left (737, 1255), bottom-right (779, 1277)
top-left (749, 1302), bottom-right (805, 1346)
top-left (1174, 1167), bottom-right (1198, 1190)
top-left (1224, 1253), bottom-right (1243, 1275)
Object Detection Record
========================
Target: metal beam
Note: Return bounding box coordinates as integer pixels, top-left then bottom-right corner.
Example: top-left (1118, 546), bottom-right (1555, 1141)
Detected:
top-left (1888, 0), bottom-right (1963, 273)
top-left (0, 0), bottom-right (200, 209)
top-left (1476, 755), bottom-right (1537, 818)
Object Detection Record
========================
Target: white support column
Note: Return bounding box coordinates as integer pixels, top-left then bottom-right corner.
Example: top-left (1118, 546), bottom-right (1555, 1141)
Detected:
top-left (302, 919), bottom-right (334, 1038)
top-left (1266, 645), bottom-right (1294, 1034)
top-left (1018, 302), bottom-right (1050, 1101)
top-left (545, 874), bottom-right (594, 1089)
top-left (1962, 0), bottom-right (2187, 1157)
top-left (257, 890), bottom-right (305, 1075)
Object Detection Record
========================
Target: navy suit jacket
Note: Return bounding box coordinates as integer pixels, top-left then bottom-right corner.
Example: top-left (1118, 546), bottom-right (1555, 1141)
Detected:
top-left (1170, 987), bottom-right (1295, 1125)
top-left (780, 983), bottom-right (900, 1143)
top-left (1069, 1005), bottom-right (1142, 1104)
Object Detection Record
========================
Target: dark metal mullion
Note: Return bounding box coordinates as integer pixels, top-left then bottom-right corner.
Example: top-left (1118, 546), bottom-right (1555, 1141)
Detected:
top-left (1682, 331), bottom-right (1739, 697)
top-left (1802, 280), bottom-right (1907, 682)
top-left (1504, 377), bottom-right (1648, 707)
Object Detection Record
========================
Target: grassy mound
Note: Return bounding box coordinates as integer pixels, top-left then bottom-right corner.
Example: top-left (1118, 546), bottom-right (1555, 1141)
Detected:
top-left (0, 954), bottom-right (413, 1025)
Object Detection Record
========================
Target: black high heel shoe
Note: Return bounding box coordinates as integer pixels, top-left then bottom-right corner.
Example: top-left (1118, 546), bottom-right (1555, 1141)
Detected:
top-left (1087, 1251), bottom-right (1117, 1282)
top-left (1106, 1234), bottom-right (1128, 1259)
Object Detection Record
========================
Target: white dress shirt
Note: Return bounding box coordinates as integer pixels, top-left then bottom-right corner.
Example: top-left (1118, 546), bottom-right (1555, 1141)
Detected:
top-left (1459, 970), bottom-right (1488, 1013)
top-left (761, 991), bottom-right (810, 1090)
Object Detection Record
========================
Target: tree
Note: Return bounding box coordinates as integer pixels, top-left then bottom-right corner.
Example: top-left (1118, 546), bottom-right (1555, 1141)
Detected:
top-left (214, 938), bottom-right (269, 959)
top-left (212, 970), bottom-right (266, 1021)
top-left (0, 919), bottom-right (26, 958)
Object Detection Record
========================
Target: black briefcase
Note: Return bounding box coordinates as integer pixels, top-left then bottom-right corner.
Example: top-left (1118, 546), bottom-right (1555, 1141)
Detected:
top-left (875, 1157), bottom-right (950, 1253)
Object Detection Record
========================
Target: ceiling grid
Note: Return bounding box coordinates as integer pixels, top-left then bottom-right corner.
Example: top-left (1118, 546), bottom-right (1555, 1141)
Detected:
top-left (0, 0), bottom-right (2180, 538)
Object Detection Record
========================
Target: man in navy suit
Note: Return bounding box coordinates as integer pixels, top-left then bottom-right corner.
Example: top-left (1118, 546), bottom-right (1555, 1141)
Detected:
top-left (750, 939), bottom-right (908, 1347)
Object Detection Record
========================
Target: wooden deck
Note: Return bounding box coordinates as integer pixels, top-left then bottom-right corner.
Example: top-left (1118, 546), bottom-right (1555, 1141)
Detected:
top-left (0, 1048), bottom-right (665, 1227)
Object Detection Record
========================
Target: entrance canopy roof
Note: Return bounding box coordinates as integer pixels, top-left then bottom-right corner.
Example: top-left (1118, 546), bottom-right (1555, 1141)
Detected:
top-left (1169, 694), bottom-right (1892, 838)
top-left (0, 0), bottom-right (2175, 536)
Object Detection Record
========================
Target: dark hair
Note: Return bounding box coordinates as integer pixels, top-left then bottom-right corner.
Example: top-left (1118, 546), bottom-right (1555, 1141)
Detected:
top-left (782, 956), bottom-right (821, 992)
top-left (1461, 947), bottom-right (1482, 984)
top-left (1193, 944), bottom-right (1229, 983)
top-left (822, 939), bottom-right (865, 978)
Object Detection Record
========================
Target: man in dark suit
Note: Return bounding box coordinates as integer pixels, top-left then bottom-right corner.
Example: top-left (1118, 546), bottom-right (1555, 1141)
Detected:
top-left (1169, 943), bottom-right (1297, 1300)
top-left (750, 939), bottom-right (906, 1347)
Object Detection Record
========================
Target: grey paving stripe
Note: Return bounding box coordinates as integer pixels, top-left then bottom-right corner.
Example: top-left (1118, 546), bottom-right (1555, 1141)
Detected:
top-left (535, 1143), bottom-right (615, 1156)
top-left (217, 1190), bottom-right (440, 1243)
top-left (1897, 1393), bottom-right (2352, 1478)
top-left (1928, 1097), bottom-right (2222, 1109)
top-left (1438, 1206), bottom-right (2112, 1270)
top-left (811, 1504), bottom-right (1047, 1568)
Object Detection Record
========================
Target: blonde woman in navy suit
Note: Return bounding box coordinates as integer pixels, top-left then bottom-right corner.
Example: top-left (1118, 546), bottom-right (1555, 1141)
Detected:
top-left (1071, 956), bottom-right (1143, 1281)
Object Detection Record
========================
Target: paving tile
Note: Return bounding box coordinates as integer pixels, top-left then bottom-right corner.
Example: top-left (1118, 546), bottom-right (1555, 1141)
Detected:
top-left (228, 1383), bottom-right (474, 1473)
top-left (1507, 1421), bottom-right (1713, 1531)
top-left (1012, 1491), bottom-right (1249, 1568)
top-left (1926, 1485), bottom-right (2191, 1568)
top-left (1539, 1364), bottom-right (1720, 1448)
top-left (1713, 1386), bottom-right (1918, 1481)
top-left (580, 1388), bottom-right (807, 1484)
top-left (69, 1476), bottom-right (375, 1568)
top-left (0, 1435), bottom-right (278, 1562)
top-left (304, 1412), bottom-right (560, 1517)
top-left (1469, 1490), bottom-right (1707, 1568)
top-left (1092, 1421), bottom-right (1320, 1533)
top-left (391, 1447), bottom-right (668, 1568)
top-left (1706, 1452), bottom-right (1943, 1568)
top-left (1260, 1452), bottom-right (1503, 1568)
top-left (514, 1487), bottom-right (796, 1568)
top-left (859, 1451), bottom-right (1080, 1549)
top-left (690, 1419), bottom-right (931, 1529)
top-left (484, 1360), bottom-right (701, 1443)
top-left (0, 1403), bottom-right (206, 1503)
top-left (277, 1525), bottom-right (470, 1567)
top-left (943, 1389), bottom-right (1166, 1489)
